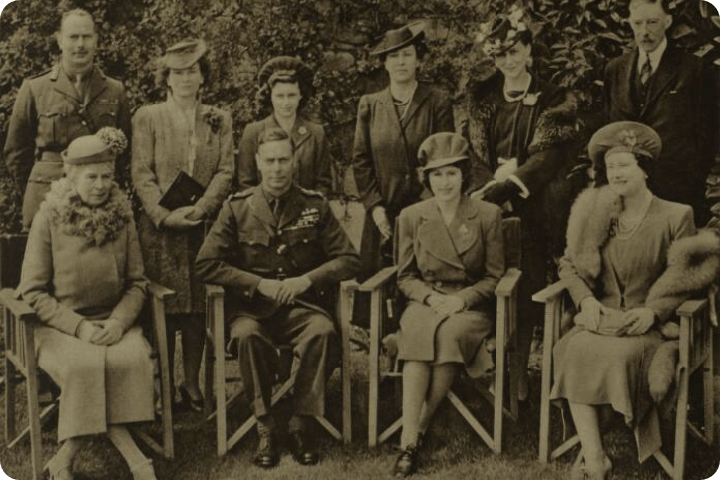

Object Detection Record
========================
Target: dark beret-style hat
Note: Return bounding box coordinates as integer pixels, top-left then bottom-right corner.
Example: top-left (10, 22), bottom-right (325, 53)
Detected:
top-left (257, 56), bottom-right (314, 90)
top-left (417, 132), bottom-right (470, 173)
top-left (370, 21), bottom-right (425, 56)
top-left (588, 121), bottom-right (662, 167)
top-left (161, 38), bottom-right (207, 69)
top-left (62, 127), bottom-right (128, 166)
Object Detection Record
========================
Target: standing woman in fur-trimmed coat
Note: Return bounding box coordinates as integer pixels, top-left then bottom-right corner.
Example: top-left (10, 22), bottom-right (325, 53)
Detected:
top-left (466, 6), bottom-right (581, 400)
top-left (132, 39), bottom-right (233, 411)
top-left (551, 121), bottom-right (716, 479)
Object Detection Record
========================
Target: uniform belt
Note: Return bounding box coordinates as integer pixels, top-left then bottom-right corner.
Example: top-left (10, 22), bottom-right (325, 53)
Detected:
top-left (39, 151), bottom-right (63, 163)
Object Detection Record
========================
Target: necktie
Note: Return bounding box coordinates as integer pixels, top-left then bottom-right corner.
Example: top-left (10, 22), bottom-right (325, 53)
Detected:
top-left (74, 75), bottom-right (85, 101)
top-left (639, 55), bottom-right (652, 86)
top-left (271, 198), bottom-right (282, 219)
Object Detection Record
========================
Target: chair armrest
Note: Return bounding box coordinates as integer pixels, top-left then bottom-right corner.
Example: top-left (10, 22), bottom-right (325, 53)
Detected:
top-left (676, 298), bottom-right (708, 318)
top-left (148, 282), bottom-right (176, 300)
top-left (496, 268), bottom-right (521, 297)
top-left (205, 284), bottom-right (225, 299)
top-left (532, 280), bottom-right (568, 304)
top-left (0, 288), bottom-right (36, 321)
top-left (358, 266), bottom-right (398, 292)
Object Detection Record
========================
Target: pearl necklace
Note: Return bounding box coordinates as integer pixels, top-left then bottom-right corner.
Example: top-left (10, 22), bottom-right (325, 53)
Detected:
top-left (502, 74), bottom-right (532, 103)
top-left (615, 192), bottom-right (653, 240)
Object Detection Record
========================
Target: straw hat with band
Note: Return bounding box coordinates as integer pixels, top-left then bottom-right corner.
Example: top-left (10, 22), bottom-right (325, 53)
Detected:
top-left (62, 127), bottom-right (128, 166)
top-left (370, 21), bottom-right (425, 57)
top-left (160, 39), bottom-right (207, 69)
top-left (588, 121), bottom-right (662, 168)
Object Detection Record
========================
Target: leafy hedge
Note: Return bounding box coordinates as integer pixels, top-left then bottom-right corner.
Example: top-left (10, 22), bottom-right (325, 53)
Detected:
top-left (0, 0), bottom-right (718, 233)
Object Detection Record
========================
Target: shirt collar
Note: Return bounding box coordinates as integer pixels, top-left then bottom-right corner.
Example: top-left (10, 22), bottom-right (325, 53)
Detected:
top-left (637, 37), bottom-right (667, 74)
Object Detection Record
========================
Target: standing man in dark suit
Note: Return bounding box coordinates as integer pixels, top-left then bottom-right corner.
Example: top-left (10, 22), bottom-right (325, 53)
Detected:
top-left (604, 0), bottom-right (717, 225)
top-left (195, 128), bottom-right (360, 468)
top-left (3, 8), bottom-right (130, 230)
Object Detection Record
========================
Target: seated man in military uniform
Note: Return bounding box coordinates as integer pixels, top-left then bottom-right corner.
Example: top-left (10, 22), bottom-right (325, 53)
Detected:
top-left (195, 127), bottom-right (360, 468)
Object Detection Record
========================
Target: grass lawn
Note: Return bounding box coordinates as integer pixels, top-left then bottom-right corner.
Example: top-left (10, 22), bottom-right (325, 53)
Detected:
top-left (0, 335), bottom-right (718, 480)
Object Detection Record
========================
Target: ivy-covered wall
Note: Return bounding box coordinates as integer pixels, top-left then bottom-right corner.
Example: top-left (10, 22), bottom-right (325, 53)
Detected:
top-left (1, 0), bottom-right (718, 233)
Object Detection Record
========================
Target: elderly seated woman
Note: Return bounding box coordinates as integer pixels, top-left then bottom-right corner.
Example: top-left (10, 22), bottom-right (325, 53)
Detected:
top-left (392, 132), bottom-right (504, 477)
top-left (18, 128), bottom-right (158, 480)
top-left (551, 121), bottom-right (720, 480)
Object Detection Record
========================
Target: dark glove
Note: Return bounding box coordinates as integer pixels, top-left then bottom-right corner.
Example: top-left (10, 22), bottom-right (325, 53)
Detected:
top-left (482, 180), bottom-right (521, 205)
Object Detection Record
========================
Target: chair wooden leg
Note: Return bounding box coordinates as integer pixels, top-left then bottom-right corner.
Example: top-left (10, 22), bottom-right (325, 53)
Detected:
top-left (24, 328), bottom-right (43, 480)
top-left (152, 293), bottom-right (174, 459)
top-left (339, 283), bottom-right (354, 444)
top-left (213, 302), bottom-right (228, 457)
top-left (538, 301), bottom-right (558, 463)
top-left (368, 290), bottom-right (382, 447)
top-left (673, 365), bottom-right (689, 480)
top-left (704, 344), bottom-right (714, 445)
top-left (4, 355), bottom-right (16, 444)
top-left (493, 299), bottom-right (507, 454)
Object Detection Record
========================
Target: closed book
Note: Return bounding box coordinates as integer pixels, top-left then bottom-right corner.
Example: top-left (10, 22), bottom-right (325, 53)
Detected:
top-left (159, 170), bottom-right (205, 210)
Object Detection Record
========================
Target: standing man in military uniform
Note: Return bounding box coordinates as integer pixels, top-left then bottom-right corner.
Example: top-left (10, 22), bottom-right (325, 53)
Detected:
top-left (195, 128), bottom-right (360, 468)
top-left (3, 8), bottom-right (130, 230)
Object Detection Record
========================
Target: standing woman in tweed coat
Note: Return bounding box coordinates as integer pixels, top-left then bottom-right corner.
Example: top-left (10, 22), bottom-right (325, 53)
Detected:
top-left (466, 6), bottom-right (581, 401)
top-left (352, 22), bottom-right (454, 284)
top-left (132, 39), bottom-right (234, 410)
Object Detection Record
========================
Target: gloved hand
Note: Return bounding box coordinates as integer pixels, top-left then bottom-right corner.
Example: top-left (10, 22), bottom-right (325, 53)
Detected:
top-left (481, 180), bottom-right (521, 205)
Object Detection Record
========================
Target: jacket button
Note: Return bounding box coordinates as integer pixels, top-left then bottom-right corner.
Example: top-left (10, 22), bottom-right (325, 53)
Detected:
top-left (435, 281), bottom-right (443, 287)
top-left (81, 121), bottom-right (87, 126)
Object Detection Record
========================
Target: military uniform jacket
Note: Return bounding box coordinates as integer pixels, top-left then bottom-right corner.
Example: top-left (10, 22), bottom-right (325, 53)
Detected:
top-left (195, 185), bottom-right (361, 320)
top-left (3, 64), bottom-right (130, 227)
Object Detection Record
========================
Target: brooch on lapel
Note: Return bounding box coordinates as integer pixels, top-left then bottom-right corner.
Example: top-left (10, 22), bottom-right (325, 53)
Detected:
top-left (297, 126), bottom-right (308, 136)
top-left (459, 224), bottom-right (470, 237)
top-left (203, 108), bottom-right (222, 141)
top-left (285, 206), bottom-right (320, 231)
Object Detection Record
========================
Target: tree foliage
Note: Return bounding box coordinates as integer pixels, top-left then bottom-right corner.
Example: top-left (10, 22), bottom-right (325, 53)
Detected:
top-left (0, 0), bottom-right (717, 233)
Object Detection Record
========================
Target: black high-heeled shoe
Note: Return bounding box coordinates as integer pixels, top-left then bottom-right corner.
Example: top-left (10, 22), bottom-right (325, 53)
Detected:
top-left (178, 384), bottom-right (204, 412)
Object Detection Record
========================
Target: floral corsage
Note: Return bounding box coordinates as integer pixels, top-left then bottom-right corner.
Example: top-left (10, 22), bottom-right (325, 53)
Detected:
top-left (203, 108), bottom-right (223, 139)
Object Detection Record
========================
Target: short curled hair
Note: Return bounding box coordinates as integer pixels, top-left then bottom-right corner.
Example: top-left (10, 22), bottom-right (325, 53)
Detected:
top-left (593, 152), bottom-right (654, 186)
top-left (419, 158), bottom-right (472, 193)
top-left (378, 38), bottom-right (430, 63)
top-left (257, 127), bottom-right (291, 151)
top-left (155, 55), bottom-right (212, 92)
top-left (257, 74), bottom-right (313, 113)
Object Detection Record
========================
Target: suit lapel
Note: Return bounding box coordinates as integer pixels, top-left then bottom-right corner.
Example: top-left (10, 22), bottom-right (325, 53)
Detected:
top-left (52, 65), bottom-right (82, 103)
top-left (401, 83), bottom-right (431, 128)
top-left (85, 68), bottom-right (108, 106)
top-left (642, 47), bottom-right (679, 117)
top-left (278, 187), bottom-right (304, 229)
top-left (291, 117), bottom-right (312, 150)
top-left (417, 202), bottom-right (464, 270)
top-left (450, 197), bottom-right (480, 259)
top-left (617, 50), bottom-right (639, 117)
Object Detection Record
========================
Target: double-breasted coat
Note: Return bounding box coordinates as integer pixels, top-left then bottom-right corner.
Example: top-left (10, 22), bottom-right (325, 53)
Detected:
top-left (3, 64), bottom-right (131, 228)
top-left (236, 115), bottom-right (333, 196)
top-left (396, 196), bottom-right (504, 376)
top-left (604, 45), bottom-right (718, 224)
top-left (552, 187), bottom-right (696, 461)
top-left (18, 181), bottom-right (153, 441)
top-left (131, 100), bottom-right (234, 314)
top-left (352, 82), bottom-right (454, 281)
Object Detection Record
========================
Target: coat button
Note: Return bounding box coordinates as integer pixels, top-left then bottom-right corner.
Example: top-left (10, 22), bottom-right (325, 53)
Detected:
top-left (81, 120), bottom-right (87, 126)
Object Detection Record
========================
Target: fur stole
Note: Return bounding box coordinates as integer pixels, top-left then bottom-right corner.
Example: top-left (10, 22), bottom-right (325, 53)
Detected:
top-left (41, 178), bottom-right (133, 247)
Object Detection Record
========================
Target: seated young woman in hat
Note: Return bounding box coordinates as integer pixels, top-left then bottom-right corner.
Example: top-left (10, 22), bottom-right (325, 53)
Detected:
top-left (552, 121), bottom-right (720, 479)
top-left (236, 56), bottom-right (333, 196)
top-left (19, 128), bottom-right (159, 480)
top-left (392, 132), bottom-right (504, 477)
top-left (132, 39), bottom-right (233, 412)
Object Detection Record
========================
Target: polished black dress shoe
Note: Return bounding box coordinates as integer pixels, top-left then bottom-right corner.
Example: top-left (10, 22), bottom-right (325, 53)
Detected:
top-left (178, 385), bottom-right (204, 413)
top-left (254, 432), bottom-right (279, 468)
top-left (393, 444), bottom-right (419, 477)
top-left (288, 430), bottom-right (319, 465)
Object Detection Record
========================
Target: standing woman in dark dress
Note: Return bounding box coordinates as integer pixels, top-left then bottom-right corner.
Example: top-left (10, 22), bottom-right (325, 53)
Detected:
top-left (466, 6), bottom-right (581, 400)
top-left (353, 22), bottom-right (454, 283)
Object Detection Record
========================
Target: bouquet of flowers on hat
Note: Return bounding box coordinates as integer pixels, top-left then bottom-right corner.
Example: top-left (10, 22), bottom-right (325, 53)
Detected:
top-left (96, 127), bottom-right (128, 155)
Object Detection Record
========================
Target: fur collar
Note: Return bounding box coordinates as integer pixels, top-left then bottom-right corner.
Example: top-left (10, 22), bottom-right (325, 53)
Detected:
top-left (41, 178), bottom-right (133, 246)
top-left (566, 185), bottom-right (720, 300)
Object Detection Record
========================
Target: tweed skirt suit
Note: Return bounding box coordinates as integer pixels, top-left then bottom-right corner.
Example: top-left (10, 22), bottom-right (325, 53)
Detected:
top-left (396, 196), bottom-right (504, 376)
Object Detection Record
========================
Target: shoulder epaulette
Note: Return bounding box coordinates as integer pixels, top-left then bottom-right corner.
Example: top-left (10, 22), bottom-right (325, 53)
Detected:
top-left (298, 187), bottom-right (325, 199)
top-left (229, 187), bottom-right (255, 199)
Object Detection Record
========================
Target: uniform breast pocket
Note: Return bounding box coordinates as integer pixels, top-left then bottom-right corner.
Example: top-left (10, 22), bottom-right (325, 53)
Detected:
top-left (237, 230), bottom-right (270, 266)
top-left (285, 227), bottom-right (320, 269)
top-left (37, 107), bottom-right (67, 145)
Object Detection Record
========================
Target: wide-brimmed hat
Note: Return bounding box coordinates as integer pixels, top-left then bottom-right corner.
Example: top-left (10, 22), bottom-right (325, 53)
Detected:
top-left (417, 132), bottom-right (469, 173)
top-left (588, 121), bottom-right (662, 167)
top-left (161, 39), bottom-right (207, 69)
top-left (370, 21), bottom-right (425, 56)
top-left (62, 127), bottom-right (127, 166)
top-left (476, 6), bottom-right (532, 56)
top-left (257, 56), bottom-right (314, 90)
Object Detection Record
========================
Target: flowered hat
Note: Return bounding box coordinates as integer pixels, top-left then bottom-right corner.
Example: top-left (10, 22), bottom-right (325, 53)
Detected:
top-left (417, 132), bottom-right (470, 173)
top-left (588, 121), bottom-right (662, 167)
top-left (161, 39), bottom-right (207, 69)
top-left (476, 5), bottom-right (532, 56)
top-left (257, 56), bottom-right (314, 90)
top-left (61, 127), bottom-right (128, 165)
top-left (370, 21), bottom-right (425, 56)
